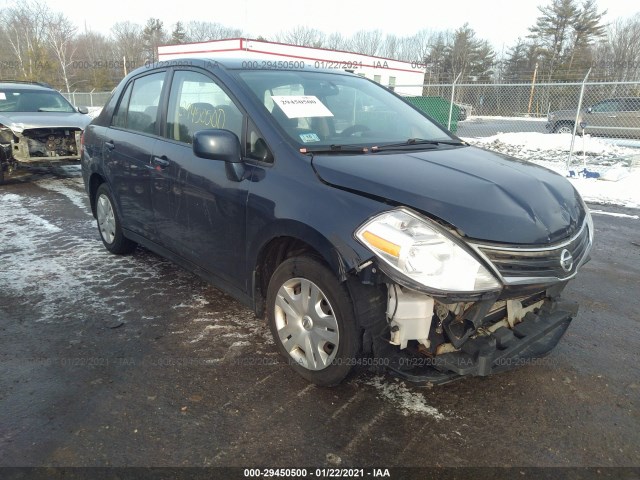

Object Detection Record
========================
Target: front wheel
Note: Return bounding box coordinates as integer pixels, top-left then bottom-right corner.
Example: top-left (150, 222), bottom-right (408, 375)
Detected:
top-left (266, 256), bottom-right (360, 386)
top-left (95, 183), bottom-right (137, 254)
top-left (553, 122), bottom-right (574, 134)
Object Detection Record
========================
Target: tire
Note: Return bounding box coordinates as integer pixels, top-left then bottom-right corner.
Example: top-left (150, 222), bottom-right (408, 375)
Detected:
top-left (0, 148), bottom-right (7, 185)
top-left (266, 256), bottom-right (360, 386)
top-left (553, 122), bottom-right (574, 134)
top-left (95, 183), bottom-right (137, 254)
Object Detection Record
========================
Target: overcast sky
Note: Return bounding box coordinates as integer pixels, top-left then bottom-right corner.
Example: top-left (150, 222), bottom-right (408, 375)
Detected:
top-left (6, 0), bottom-right (640, 52)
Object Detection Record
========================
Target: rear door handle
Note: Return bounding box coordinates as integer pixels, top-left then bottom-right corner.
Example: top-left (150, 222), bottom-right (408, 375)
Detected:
top-left (105, 140), bottom-right (115, 150)
top-left (153, 156), bottom-right (170, 169)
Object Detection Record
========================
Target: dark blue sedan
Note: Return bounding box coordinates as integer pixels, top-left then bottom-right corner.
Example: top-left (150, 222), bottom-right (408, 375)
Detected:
top-left (81, 58), bottom-right (593, 386)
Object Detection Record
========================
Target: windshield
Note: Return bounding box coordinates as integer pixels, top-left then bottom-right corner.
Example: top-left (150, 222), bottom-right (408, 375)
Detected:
top-left (0, 89), bottom-right (76, 113)
top-left (237, 70), bottom-right (454, 148)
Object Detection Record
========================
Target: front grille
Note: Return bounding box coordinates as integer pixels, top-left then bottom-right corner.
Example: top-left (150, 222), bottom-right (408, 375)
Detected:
top-left (474, 222), bottom-right (591, 283)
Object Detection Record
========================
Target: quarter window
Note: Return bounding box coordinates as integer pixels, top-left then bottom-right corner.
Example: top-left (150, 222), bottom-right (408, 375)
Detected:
top-left (166, 70), bottom-right (243, 144)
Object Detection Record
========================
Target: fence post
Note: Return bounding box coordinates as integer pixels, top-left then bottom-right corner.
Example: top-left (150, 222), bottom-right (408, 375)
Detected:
top-left (90, 88), bottom-right (95, 107)
top-left (567, 68), bottom-right (591, 171)
top-left (448, 72), bottom-right (461, 130)
top-left (527, 62), bottom-right (538, 116)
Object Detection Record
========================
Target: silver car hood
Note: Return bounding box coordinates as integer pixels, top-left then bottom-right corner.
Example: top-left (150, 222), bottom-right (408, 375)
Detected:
top-left (0, 112), bottom-right (91, 135)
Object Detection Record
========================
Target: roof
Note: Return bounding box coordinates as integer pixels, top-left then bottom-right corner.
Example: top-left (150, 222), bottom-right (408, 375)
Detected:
top-left (0, 81), bottom-right (54, 90)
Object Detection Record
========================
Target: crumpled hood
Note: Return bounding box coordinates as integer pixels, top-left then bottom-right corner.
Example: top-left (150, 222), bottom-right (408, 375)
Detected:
top-left (0, 112), bottom-right (90, 134)
top-left (311, 146), bottom-right (585, 245)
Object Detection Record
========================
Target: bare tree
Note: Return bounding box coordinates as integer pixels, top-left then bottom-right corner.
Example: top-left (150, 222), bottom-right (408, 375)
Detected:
top-left (185, 21), bottom-right (242, 42)
top-left (75, 31), bottom-right (118, 89)
top-left (325, 32), bottom-right (350, 51)
top-left (380, 34), bottom-right (400, 59)
top-left (600, 13), bottom-right (640, 81)
top-left (1, 1), bottom-right (53, 79)
top-left (111, 21), bottom-right (145, 69)
top-left (276, 26), bottom-right (325, 47)
top-left (349, 30), bottom-right (383, 56)
top-left (47, 12), bottom-right (78, 93)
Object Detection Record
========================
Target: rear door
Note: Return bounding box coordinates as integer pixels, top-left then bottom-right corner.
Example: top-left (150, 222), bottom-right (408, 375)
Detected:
top-left (103, 71), bottom-right (166, 241)
top-left (150, 68), bottom-right (249, 290)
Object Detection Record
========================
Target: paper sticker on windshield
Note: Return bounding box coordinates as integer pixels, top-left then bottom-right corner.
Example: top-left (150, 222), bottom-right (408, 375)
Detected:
top-left (0, 93), bottom-right (5, 100)
top-left (299, 133), bottom-right (321, 143)
top-left (271, 95), bottom-right (333, 118)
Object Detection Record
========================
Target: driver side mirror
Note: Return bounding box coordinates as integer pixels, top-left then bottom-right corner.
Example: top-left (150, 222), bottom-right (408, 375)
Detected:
top-left (78, 106), bottom-right (89, 114)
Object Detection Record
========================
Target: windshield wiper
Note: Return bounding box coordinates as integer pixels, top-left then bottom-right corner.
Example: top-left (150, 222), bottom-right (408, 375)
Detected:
top-left (300, 144), bottom-right (370, 154)
top-left (371, 138), bottom-right (466, 151)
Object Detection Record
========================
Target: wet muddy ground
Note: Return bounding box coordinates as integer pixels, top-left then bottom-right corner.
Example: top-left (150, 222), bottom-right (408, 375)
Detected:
top-left (0, 167), bottom-right (638, 470)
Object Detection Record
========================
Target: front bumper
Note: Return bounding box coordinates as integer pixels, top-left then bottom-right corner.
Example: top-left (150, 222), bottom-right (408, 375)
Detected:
top-left (388, 299), bottom-right (578, 385)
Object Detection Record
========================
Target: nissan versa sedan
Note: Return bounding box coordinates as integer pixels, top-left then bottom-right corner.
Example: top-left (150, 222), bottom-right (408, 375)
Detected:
top-left (81, 58), bottom-right (593, 386)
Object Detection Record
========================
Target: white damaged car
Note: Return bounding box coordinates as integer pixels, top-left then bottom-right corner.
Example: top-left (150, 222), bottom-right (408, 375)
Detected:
top-left (0, 81), bottom-right (91, 183)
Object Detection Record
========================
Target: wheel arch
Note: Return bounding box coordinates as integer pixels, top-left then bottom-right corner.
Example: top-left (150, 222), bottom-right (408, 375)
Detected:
top-left (88, 172), bottom-right (107, 217)
top-left (249, 221), bottom-right (368, 318)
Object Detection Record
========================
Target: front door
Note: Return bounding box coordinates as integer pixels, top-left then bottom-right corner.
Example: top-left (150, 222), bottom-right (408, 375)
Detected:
top-left (151, 69), bottom-right (249, 291)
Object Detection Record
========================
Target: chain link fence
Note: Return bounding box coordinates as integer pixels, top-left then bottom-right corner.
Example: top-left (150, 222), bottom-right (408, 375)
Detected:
top-left (61, 91), bottom-right (112, 108)
top-left (400, 80), bottom-right (640, 170)
top-left (63, 80), bottom-right (640, 168)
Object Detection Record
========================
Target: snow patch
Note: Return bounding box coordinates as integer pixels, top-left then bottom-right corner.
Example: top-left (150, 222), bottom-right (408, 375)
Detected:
top-left (34, 177), bottom-right (90, 213)
top-left (590, 210), bottom-right (639, 219)
top-left (362, 376), bottom-right (445, 420)
top-left (0, 193), bottom-right (62, 233)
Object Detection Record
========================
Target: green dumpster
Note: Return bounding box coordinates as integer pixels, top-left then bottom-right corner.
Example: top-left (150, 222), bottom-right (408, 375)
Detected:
top-left (403, 96), bottom-right (459, 133)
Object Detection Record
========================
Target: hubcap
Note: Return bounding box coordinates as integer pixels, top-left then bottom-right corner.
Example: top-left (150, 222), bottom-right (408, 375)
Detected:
top-left (96, 193), bottom-right (116, 245)
top-left (274, 277), bottom-right (339, 371)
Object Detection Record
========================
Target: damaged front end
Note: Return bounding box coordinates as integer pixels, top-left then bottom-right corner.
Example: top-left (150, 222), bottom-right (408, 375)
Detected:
top-left (352, 207), bottom-right (594, 384)
top-left (6, 126), bottom-right (82, 164)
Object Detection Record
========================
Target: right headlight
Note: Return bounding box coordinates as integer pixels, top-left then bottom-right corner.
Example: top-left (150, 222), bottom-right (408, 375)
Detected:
top-left (355, 208), bottom-right (501, 293)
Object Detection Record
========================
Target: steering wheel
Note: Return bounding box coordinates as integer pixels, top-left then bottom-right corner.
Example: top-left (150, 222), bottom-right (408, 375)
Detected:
top-left (340, 124), bottom-right (371, 137)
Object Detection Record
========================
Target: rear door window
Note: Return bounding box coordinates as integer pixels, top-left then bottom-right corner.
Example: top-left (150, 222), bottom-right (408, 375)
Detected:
top-left (111, 72), bottom-right (165, 134)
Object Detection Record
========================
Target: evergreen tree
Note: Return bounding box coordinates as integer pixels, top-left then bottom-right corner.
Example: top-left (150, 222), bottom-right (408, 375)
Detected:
top-left (142, 18), bottom-right (166, 63)
top-left (171, 21), bottom-right (186, 45)
top-left (528, 0), bottom-right (579, 80)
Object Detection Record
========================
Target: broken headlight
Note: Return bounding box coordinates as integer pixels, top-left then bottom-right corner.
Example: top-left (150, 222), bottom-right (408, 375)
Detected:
top-left (355, 208), bottom-right (501, 293)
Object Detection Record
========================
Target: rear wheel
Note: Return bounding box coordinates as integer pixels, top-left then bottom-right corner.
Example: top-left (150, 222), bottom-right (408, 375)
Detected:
top-left (266, 256), bottom-right (360, 386)
top-left (95, 183), bottom-right (137, 254)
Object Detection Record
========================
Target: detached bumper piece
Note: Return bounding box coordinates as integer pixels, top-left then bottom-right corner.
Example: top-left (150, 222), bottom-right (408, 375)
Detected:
top-left (388, 302), bottom-right (577, 385)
